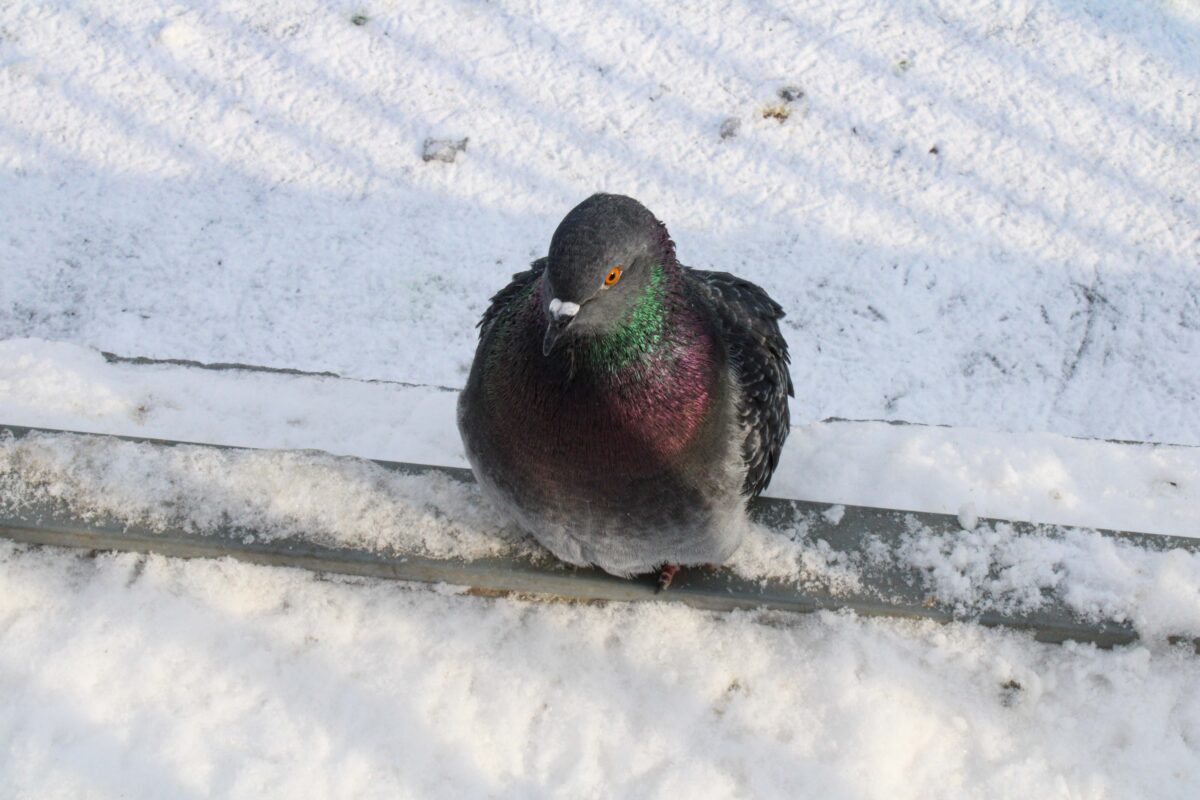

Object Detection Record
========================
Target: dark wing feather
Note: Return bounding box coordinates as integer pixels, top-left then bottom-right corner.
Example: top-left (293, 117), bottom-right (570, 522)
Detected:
top-left (477, 259), bottom-right (546, 337)
top-left (687, 268), bottom-right (793, 497)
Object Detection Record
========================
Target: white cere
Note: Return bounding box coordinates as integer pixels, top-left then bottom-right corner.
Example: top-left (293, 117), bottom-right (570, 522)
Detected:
top-left (549, 298), bottom-right (580, 319)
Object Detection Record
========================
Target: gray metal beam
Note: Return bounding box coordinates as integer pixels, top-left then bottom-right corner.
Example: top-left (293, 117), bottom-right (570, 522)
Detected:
top-left (2, 423), bottom-right (1196, 649)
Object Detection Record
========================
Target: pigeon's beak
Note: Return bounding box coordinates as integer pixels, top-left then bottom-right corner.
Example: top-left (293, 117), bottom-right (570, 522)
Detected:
top-left (543, 298), bottom-right (580, 356)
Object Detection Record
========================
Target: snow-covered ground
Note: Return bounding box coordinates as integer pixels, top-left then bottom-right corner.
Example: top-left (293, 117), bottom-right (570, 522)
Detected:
top-left (3, 0), bottom-right (1200, 443)
top-left (3, 0), bottom-right (1200, 797)
top-left (4, 544), bottom-right (1200, 799)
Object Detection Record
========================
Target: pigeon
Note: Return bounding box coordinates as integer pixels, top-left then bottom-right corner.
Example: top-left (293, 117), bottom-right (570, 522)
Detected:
top-left (458, 194), bottom-right (792, 588)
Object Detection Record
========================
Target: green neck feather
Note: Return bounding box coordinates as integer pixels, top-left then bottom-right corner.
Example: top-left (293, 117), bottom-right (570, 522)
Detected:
top-left (584, 265), bottom-right (668, 371)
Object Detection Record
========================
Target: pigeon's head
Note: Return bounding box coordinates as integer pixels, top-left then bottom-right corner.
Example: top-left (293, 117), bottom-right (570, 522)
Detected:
top-left (541, 193), bottom-right (675, 356)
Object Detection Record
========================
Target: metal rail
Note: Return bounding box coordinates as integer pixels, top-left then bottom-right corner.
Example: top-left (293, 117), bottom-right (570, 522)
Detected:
top-left (2, 424), bottom-right (1196, 649)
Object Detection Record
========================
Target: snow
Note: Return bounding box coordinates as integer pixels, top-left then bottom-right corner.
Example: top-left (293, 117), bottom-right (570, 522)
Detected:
top-left (7, 418), bottom-right (1200, 640)
top-left (775, 419), bottom-right (1200, 537)
top-left (3, 543), bottom-right (1200, 799)
top-left (895, 520), bottom-right (1200, 638)
top-left (2, 0), bottom-right (1199, 445)
top-left (6, 339), bottom-right (1200, 541)
top-left (0, 430), bottom-right (530, 561)
top-left (0, 338), bottom-right (461, 465)
top-left (2, 0), bottom-right (1200, 795)
top-left (958, 502), bottom-right (979, 531)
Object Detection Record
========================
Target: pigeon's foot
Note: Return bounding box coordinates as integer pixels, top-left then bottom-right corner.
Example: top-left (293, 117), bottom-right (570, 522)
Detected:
top-left (655, 563), bottom-right (680, 593)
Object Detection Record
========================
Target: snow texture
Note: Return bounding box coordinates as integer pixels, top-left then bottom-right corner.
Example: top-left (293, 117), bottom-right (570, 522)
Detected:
top-left (2, 543), bottom-right (1200, 799)
top-left (0, 430), bottom-right (531, 561)
top-left (1, 0), bottom-right (1199, 445)
top-left (894, 519), bottom-right (1200, 639)
top-left (3, 0), bottom-right (1200, 796)
top-left (5, 340), bottom-right (1199, 540)
top-left (6, 421), bottom-right (1200, 640)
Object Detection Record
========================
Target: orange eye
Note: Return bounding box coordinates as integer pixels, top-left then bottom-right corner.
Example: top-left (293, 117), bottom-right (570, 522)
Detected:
top-left (605, 266), bottom-right (623, 286)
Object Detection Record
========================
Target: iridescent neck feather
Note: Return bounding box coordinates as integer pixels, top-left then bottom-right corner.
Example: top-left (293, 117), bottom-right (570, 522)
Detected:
top-left (583, 264), bottom-right (671, 372)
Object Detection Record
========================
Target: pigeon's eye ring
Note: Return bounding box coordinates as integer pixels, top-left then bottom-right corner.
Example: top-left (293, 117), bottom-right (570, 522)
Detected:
top-left (604, 266), bottom-right (623, 286)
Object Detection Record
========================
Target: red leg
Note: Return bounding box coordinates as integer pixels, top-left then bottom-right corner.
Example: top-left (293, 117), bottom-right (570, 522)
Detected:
top-left (656, 563), bottom-right (679, 593)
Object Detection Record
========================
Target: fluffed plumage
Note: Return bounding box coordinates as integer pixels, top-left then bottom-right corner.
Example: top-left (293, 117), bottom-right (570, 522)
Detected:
top-left (458, 194), bottom-right (792, 578)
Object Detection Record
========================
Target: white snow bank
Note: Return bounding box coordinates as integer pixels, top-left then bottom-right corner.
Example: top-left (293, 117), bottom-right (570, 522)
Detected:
top-left (772, 419), bottom-right (1200, 538)
top-left (2, 542), bottom-right (1198, 799)
top-left (0, 339), bottom-right (461, 466)
top-left (5, 339), bottom-right (1199, 541)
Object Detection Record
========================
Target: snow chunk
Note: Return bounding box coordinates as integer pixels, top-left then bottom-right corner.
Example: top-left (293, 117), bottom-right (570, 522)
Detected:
top-left (156, 19), bottom-right (202, 51)
top-left (958, 502), bottom-right (978, 531)
top-left (823, 504), bottom-right (846, 525)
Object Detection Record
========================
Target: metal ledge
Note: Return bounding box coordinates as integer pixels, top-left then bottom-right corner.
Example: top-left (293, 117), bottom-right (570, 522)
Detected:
top-left (2, 424), bottom-right (1196, 650)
